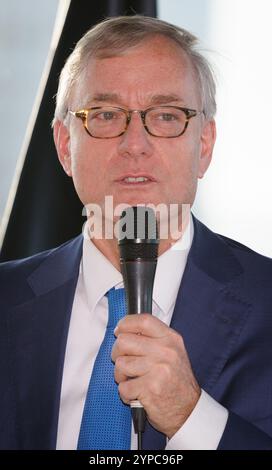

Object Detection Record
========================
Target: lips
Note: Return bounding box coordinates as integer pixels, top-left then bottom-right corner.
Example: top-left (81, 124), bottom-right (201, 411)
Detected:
top-left (115, 174), bottom-right (156, 184)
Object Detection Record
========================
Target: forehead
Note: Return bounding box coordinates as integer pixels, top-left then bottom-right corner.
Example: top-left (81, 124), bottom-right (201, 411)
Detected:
top-left (72, 36), bottom-right (200, 107)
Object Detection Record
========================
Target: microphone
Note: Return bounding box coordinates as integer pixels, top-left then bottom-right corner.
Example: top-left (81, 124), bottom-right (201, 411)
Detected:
top-left (118, 206), bottom-right (159, 449)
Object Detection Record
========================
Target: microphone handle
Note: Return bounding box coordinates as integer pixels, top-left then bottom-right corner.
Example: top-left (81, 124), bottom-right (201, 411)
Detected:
top-left (120, 259), bottom-right (157, 429)
top-left (120, 259), bottom-right (157, 314)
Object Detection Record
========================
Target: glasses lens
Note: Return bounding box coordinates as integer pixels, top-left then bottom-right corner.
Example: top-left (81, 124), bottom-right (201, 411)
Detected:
top-left (146, 107), bottom-right (187, 137)
top-left (87, 107), bottom-right (126, 138)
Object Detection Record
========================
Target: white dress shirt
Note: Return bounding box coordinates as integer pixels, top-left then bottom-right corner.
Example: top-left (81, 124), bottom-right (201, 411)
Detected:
top-left (56, 217), bottom-right (228, 449)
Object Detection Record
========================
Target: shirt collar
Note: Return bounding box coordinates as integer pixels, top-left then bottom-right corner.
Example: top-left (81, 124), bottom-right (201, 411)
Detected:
top-left (153, 213), bottom-right (194, 316)
top-left (82, 214), bottom-right (194, 316)
top-left (82, 237), bottom-right (123, 314)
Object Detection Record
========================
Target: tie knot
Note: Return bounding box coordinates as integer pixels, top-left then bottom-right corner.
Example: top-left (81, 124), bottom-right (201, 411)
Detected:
top-left (106, 287), bottom-right (127, 328)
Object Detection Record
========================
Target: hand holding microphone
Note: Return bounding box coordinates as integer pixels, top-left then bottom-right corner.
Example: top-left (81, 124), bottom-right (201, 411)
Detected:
top-left (113, 206), bottom-right (201, 448)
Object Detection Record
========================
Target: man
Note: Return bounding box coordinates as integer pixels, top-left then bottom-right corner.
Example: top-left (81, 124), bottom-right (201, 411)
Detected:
top-left (1, 15), bottom-right (272, 450)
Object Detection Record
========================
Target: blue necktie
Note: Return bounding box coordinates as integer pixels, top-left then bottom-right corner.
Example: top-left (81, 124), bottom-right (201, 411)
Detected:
top-left (77, 287), bottom-right (131, 450)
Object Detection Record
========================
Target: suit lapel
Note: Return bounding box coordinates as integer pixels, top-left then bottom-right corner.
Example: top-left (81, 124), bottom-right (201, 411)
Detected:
top-left (143, 217), bottom-right (251, 449)
top-left (8, 236), bottom-right (83, 449)
top-left (171, 218), bottom-right (251, 392)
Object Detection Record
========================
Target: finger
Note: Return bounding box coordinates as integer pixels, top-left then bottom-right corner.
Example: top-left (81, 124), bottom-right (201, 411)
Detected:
top-left (118, 376), bottom-right (146, 405)
top-left (112, 332), bottom-right (160, 362)
top-left (115, 313), bottom-right (169, 338)
top-left (114, 356), bottom-right (151, 383)
top-left (114, 369), bottom-right (127, 384)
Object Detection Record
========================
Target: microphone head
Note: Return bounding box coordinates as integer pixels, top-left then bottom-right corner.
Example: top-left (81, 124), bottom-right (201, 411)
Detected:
top-left (118, 206), bottom-right (159, 261)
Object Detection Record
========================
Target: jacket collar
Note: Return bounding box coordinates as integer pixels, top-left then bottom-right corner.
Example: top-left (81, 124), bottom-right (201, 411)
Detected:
top-left (27, 236), bottom-right (83, 296)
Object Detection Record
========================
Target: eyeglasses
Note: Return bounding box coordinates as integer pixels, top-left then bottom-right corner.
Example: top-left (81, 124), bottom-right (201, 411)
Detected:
top-left (69, 105), bottom-right (203, 139)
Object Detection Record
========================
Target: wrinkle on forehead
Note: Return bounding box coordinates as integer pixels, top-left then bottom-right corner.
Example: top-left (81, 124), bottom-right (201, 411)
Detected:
top-left (82, 92), bottom-right (187, 108)
top-left (70, 36), bottom-right (201, 110)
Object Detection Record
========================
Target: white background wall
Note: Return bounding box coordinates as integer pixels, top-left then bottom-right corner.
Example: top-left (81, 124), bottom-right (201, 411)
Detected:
top-left (0, 0), bottom-right (60, 232)
top-left (158, 0), bottom-right (272, 257)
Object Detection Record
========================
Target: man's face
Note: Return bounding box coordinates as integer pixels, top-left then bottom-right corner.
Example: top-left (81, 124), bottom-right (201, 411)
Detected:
top-left (55, 36), bottom-right (215, 214)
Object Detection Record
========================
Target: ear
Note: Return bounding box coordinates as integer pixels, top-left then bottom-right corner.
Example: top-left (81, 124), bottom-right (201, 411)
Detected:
top-left (53, 120), bottom-right (72, 177)
top-left (198, 119), bottom-right (216, 179)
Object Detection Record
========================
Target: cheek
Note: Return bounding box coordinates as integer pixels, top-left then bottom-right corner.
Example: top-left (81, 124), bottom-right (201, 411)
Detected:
top-left (163, 139), bottom-right (200, 181)
top-left (159, 138), bottom-right (201, 202)
top-left (69, 139), bottom-right (108, 203)
top-left (70, 136), bottom-right (98, 178)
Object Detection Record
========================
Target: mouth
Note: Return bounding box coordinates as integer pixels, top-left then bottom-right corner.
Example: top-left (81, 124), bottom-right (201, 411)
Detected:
top-left (115, 174), bottom-right (156, 186)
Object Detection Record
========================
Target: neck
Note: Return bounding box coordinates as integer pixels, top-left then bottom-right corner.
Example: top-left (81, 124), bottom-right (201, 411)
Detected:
top-left (88, 210), bottom-right (191, 271)
top-left (92, 237), bottom-right (176, 271)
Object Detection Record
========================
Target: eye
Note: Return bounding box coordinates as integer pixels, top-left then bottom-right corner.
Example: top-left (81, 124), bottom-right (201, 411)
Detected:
top-left (159, 113), bottom-right (177, 121)
top-left (95, 111), bottom-right (117, 121)
top-left (151, 110), bottom-right (180, 122)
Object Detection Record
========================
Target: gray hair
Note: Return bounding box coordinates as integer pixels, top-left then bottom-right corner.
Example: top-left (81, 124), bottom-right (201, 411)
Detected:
top-left (53, 15), bottom-right (216, 125)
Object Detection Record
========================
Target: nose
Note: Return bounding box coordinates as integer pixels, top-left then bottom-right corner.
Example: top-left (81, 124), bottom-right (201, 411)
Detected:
top-left (118, 111), bottom-right (153, 159)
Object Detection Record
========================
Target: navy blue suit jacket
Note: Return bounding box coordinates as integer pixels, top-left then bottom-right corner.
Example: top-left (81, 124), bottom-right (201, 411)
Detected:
top-left (1, 217), bottom-right (272, 449)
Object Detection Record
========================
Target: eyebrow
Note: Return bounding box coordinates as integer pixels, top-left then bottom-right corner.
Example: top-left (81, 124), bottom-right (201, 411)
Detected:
top-left (149, 94), bottom-right (185, 105)
top-left (90, 93), bottom-right (122, 103)
top-left (88, 93), bottom-right (185, 106)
